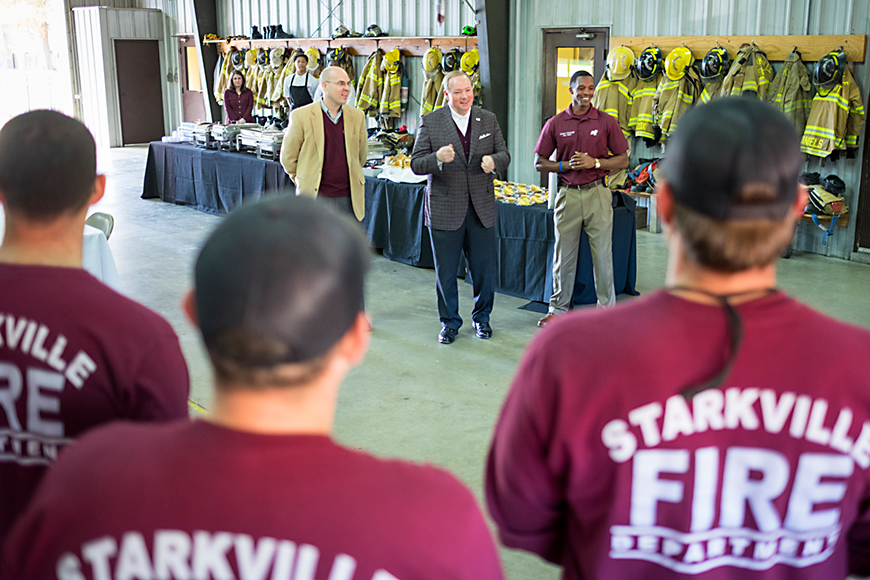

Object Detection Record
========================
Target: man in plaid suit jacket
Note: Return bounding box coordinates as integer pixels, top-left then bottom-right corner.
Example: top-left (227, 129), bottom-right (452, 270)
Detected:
top-left (411, 71), bottom-right (511, 344)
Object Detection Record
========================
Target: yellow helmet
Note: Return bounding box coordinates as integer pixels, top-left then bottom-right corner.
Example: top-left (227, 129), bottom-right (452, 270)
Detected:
top-left (423, 47), bottom-right (442, 73)
top-left (269, 47), bottom-right (285, 69)
top-left (665, 46), bottom-right (694, 81)
top-left (460, 49), bottom-right (479, 74)
top-left (245, 48), bottom-right (259, 68)
top-left (606, 46), bottom-right (635, 81)
top-left (305, 47), bottom-right (321, 72)
top-left (382, 48), bottom-right (400, 74)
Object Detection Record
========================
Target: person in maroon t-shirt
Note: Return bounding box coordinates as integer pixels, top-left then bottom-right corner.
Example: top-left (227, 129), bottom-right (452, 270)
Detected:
top-left (0, 111), bottom-right (190, 551)
top-left (487, 99), bottom-right (870, 579)
top-left (4, 195), bottom-right (503, 580)
top-left (535, 70), bottom-right (629, 327)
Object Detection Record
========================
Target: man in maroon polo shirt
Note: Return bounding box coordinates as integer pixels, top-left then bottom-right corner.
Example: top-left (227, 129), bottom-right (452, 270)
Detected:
top-left (534, 70), bottom-right (629, 326)
top-left (280, 66), bottom-right (368, 221)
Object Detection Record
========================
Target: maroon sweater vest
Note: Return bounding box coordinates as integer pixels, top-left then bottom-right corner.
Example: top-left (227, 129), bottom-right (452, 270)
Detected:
top-left (453, 120), bottom-right (471, 157)
top-left (319, 110), bottom-right (350, 198)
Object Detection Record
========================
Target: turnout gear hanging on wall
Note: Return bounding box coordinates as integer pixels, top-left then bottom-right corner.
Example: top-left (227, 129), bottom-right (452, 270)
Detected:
top-left (214, 52), bottom-right (228, 105)
top-left (421, 47), bottom-right (443, 116)
top-left (698, 46), bottom-right (728, 104)
top-left (461, 49), bottom-right (482, 103)
top-left (356, 49), bottom-right (384, 115)
top-left (629, 75), bottom-right (661, 141)
top-left (801, 64), bottom-right (865, 158)
top-left (767, 50), bottom-right (813, 136)
top-left (592, 72), bottom-right (635, 139)
top-left (634, 46), bottom-right (663, 81)
top-left (652, 65), bottom-right (701, 139)
top-left (720, 44), bottom-right (775, 99)
top-left (380, 49), bottom-right (402, 118)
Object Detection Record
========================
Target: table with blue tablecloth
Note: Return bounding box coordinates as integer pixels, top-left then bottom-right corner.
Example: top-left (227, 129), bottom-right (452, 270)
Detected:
top-left (142, 142), bottom-right (636, 304)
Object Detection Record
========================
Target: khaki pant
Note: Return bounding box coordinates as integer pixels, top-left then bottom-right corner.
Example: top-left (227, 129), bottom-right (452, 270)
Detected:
top-left (549, 182), bottom-right (615, 312)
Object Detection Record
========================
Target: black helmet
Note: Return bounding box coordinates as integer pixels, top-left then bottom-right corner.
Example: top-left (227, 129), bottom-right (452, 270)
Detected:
top-left (824, 174), bottom-right (846, 196)
top-left (814, 49), bottom-right (847, 90)
top-left (441, 48), bottom-right (462, 73)
top-left (799, 172), bottom-right (821, 186)
top-left (364, 24), bottom-right (384, 37)
top-left (331, 25), bottom-right (351, 39)
top-left (699, 46), bottom-right (730, 82)
top-left (257, 49), bottom-right (269, 67)
top-left (635, 46), bottom-right (663, 81)
top-left (327, 46), bottom-right (347, 66)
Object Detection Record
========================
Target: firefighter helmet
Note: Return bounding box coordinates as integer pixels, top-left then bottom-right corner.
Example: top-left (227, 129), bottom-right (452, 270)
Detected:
top-left (364, 24), bottom-right (385, 37)
top-left (382, 48), bottom-right (401, 74)
top-left (665, 46), bottom-right (694, 81)
top-left (824, 174), bottom-right (846, 195)
top-left (423, 47), bottom-right (443, 73)
top-left (814, 48), bottom-right (847, 90)
top-left (606, 45), bottom-right (635, 81)
top-left (635, 46), bottom-right (663, 81)
top-left (699, 46), bottom-right (730, 82)
top-left (245, 48), bottom-right (259, 68)
top-left (327, 46), bottom-right (347, 66)
top-left (257, 49), bottom-right (269, 68)
top-left (331, 25), bottom-right (351, 39)
top-left (460, 49), bottom-right (479, 74)
top-left (306, 47), bottom-right (321, 71)
top-left (269, 48), bottom-right (285, 69)
top-left (441, 48), bottom-right (462, 73)
top-left (230, 50), bottom-right (244, 71)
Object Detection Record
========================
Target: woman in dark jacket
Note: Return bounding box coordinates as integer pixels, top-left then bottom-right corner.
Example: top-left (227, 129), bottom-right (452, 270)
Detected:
top-left (224, 70), bottom-right (254, 123)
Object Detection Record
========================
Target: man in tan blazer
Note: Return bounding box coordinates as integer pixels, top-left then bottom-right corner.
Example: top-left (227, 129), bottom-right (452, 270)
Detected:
top-left (280, 66), bottom-right (368, 221)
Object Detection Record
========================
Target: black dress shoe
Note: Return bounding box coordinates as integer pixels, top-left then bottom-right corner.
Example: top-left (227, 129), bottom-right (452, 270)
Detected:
top-left (473, 321), bottom-right (492, 339)
top-left (438, 327), bottom-right (458, 344)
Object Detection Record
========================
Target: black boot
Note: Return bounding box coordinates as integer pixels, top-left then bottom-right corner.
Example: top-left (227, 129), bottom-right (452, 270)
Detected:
top-left (250, 26), bottom-right (262, 39)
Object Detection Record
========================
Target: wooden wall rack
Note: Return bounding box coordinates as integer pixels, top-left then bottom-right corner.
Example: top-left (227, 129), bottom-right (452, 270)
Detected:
top-left (205, 36), bottom-right (478, 58)
top-left (609, 35), bottom-right (865, 62)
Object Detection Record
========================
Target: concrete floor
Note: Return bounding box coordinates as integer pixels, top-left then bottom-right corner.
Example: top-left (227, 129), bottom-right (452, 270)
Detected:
top-left (89, 144), bottom-right (870, 579)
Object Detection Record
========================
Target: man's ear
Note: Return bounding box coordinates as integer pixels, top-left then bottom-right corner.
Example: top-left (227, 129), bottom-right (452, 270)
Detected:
top-left (655, 181), bottom-right (674, 226)
top-left (182, 289), bottom-right (199, 328)
top-left (334, 312), bottom-right (370, 368)
top-left (89, 174), bottom-right (106, 205)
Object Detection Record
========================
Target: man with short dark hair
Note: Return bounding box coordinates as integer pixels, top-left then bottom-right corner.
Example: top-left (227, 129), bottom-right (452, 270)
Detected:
top-left (411, 70), bottom-right (510, 344)
top-left (4, 195), bottom-right (504, 580)
top-left (0, 110), bottom-right (189, 547)
top-left (486, 98), bottom-right (870, 579)
top-left (280, 66), bottom-right (368, 221)
top-left (535, 70), bottom-right (629, 327)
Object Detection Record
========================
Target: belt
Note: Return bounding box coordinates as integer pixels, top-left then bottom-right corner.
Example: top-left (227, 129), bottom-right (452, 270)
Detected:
top-left (564, 178), bottom-right (604, 190)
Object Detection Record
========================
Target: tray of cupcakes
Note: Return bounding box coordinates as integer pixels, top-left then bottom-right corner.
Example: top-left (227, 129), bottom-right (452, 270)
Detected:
top-left (494, 180), bottom-right (549, 206)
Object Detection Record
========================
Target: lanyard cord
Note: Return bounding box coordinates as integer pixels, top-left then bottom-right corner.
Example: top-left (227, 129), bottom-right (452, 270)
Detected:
top-left (669, 286), bottom-right (777, 400)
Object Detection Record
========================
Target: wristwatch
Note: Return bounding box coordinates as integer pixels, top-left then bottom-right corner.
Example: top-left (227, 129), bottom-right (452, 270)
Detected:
top-left (594, 159), bottom-right (601, 169)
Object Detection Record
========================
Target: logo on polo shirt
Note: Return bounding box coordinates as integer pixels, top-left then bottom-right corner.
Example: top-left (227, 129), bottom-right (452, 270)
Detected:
top-left (559, 131), bottom-right (575, 137)
top-left (590, 129), bottom-right (599, 136)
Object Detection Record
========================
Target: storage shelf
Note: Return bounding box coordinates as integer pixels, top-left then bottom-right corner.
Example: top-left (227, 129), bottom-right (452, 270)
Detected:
top-left (205, 36), bottom-right (477, 57)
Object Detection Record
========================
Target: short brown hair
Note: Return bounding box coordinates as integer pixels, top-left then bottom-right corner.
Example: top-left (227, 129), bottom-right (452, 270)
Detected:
top-left (672, 192), bottom-right (798, 272)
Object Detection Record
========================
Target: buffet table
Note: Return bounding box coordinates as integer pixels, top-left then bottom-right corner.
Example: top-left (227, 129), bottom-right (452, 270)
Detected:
top-left (143, 142), bottom-right (636, 304)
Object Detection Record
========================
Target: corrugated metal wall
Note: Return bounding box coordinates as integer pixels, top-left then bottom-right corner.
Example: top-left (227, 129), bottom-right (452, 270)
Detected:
top-left (509, 0), bottom-right (870, 259)
top-left (215, 0), bottom-right (477, 40)
top-left (73, 7), bottom-right (168, 146)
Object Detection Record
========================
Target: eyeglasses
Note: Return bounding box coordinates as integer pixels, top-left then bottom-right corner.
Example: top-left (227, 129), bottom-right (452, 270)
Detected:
top-left (324, 81), bottom-right (350, 88)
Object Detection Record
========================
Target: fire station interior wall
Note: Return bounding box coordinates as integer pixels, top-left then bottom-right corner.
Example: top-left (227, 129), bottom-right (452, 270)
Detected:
top-left (73, 7), bottom-right (168, 147)
top-left (69, 0), bottom-right (195, 137)
top-left (213, 0), bottom-right (479, 135)
top-left (509, 0), bottom-right (870, 260)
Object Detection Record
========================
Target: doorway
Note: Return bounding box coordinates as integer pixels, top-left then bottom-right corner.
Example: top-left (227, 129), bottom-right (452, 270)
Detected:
top-left (114, 40), bottom-right (165, 144)
top-left (178, 36), bottom-right (207, 123)
top-left (539, 27), bottom-right (609, 186)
